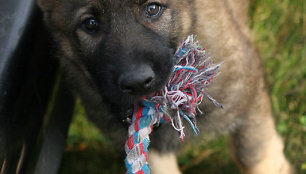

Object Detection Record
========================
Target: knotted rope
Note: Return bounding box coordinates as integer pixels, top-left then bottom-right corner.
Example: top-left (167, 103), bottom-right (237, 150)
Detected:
top-left (124, 35), bottom-right (223, 174)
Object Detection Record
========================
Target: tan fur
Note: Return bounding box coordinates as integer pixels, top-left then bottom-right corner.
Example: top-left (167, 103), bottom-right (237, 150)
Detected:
top-left (227, 91), bottom-right (294, 174)
top-left (247, 135), bottom-right (294, 174)
top-left (191, 1), bottom-right (293, 173)
top-left (149, 150), bottom-right (182, 174)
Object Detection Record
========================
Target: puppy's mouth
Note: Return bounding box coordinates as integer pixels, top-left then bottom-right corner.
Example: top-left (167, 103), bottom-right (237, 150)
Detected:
top-left (117, 77), bottom-right (171, 121)
top-left (98, 53), bottom-right (174, 119)
top-left (120, 106), bottom-right (134, 123)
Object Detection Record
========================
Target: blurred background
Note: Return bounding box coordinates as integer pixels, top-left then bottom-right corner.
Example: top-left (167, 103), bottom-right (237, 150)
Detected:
top-left (58, 0), bottom-right (305, 173)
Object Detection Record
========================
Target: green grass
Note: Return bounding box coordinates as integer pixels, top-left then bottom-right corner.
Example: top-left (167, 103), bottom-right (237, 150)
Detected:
top-left (59, 0), bottom-right (305, 173)
top-left (249, 0), bottom-right (305, 172)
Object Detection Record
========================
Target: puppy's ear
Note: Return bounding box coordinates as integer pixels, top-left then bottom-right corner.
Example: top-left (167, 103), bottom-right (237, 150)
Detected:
top-left (37, 0), bottom-right (55, 12)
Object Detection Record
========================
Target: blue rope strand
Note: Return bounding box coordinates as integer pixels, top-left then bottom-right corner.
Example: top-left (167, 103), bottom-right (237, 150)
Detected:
top-left (174, 67), bottom-right (198, 72)
top-left (180, 111), bottom-right (198, 136)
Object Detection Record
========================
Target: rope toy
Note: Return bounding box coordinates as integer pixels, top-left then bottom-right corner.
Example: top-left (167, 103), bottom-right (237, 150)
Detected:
top-left (124, 35), bottom-right (223, 174)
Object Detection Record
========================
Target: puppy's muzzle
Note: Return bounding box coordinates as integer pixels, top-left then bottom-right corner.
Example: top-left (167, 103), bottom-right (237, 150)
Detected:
top-left (119, 64), bottom-right (155, 95)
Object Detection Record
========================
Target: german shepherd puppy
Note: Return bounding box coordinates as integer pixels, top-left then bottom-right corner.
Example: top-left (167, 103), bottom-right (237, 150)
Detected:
top-left (37, 0), bottom-right (293, 173)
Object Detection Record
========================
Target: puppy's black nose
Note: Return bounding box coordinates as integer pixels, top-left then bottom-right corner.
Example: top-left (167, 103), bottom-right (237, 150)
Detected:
top-left (119, 65), bottom-right (155, 95)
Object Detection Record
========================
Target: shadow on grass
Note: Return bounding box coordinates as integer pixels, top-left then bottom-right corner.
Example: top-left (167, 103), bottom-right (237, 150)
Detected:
top-left (59, 145), bottom-right (125, 174)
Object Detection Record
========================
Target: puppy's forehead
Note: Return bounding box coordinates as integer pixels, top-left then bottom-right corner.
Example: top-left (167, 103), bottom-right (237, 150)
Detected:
top-left (64, 0), bottom-right (145, 5)
top-left (62, 0), bottom-right (169, 8)
top-left (58, 0), bottom-right (171, 20)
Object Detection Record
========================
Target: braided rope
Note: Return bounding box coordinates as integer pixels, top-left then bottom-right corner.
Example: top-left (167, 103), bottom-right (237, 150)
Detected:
top-left (124, 102), bottom-right (159, 174)
top-left (124, 35), bottom-right (223, 174)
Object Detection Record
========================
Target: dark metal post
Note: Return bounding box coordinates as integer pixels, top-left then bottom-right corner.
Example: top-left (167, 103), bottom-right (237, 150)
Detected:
top-left (0, 1), bottom-right (75, 174)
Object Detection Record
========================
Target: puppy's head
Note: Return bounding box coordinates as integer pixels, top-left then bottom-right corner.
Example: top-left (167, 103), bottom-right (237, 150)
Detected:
top-left (38, 0), bottom-right (194, 106)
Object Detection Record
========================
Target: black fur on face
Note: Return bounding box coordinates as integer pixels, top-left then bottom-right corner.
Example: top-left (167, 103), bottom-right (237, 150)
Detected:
top-left (84, 24), bottom-right (174, 107)
top-left (49, 0), bottom-right (177, 107)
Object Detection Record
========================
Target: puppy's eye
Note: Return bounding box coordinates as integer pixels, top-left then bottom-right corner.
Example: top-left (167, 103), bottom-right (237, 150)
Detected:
top-left (82, 18), bottom-right (99, 32)
top-left (146, 3), bottom-right (162, 17)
